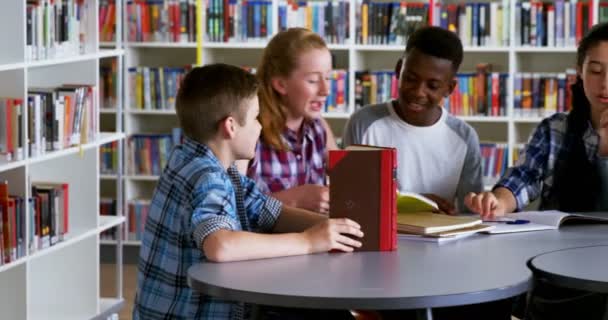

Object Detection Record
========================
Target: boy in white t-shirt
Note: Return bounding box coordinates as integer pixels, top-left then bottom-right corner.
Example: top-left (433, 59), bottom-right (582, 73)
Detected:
top-left (343, 26), bottom-right (484, 216)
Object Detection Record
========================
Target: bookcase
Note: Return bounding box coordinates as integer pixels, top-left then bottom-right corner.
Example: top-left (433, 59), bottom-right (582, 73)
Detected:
top-left (0, 1), bottom-right (126, 319)
top-left (97, 0), bottom-right (603, 245)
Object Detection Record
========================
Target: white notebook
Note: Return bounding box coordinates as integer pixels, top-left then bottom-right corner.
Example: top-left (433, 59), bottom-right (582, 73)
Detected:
top-left (483, 211), bottom-right (608, 234)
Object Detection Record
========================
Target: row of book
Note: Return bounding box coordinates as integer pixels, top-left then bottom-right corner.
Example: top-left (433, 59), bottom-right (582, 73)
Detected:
top-left (100, 142), bottom-right (119, 175)
top-left (356, 1), bottom-right (428, 46)
top-left (100, 199), bottom-right (150, 241)
top-left (513, 70), bottom-right (577, 117)
top-left (324, 70), bottom-right (349, 113)
top-left (26, 0), bottom-right (90, 61)
top-left (0, 181), bottom-right (69, 265)
top-left (480, 143), bottom-right (508, 187)
top-left (127, 129), bottom-right (183, 176)
top-left (432, 1), bottom-right (510, 47)
top-left (127, 0), bottom-right (198, 43)
top-left (0, 99), bottom-right (25, 162)
top-left (206, 0), bottom-right (274, 42)
top-left (100, 60), bottom-right (118, 110)
top-left (515, 0), bottom-right (592, 47)
top-left (354, 68), bottom-right (508, 117)
top-left (128, 66), bottom-right (190, 111)
top-left (99, 0), bottom-right (117, 42)
top-left (278, 1), bottom-right (350, 44)
top-left (28, 85), bottom-right (99, 158)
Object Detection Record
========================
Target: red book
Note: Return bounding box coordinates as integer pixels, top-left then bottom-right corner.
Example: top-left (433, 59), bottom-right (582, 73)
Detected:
top-left (328, 145), bottom-right (397, 252)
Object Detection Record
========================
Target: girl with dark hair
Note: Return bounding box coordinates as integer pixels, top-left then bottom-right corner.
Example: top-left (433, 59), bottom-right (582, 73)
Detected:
top-left (465, 22), bottom-right (608, 319)
top-left (465, 22), bottom-right (608, 218)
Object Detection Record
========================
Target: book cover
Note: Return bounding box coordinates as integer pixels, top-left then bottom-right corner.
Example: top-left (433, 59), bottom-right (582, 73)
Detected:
top-left (328, 145), bottom-right (397, 251)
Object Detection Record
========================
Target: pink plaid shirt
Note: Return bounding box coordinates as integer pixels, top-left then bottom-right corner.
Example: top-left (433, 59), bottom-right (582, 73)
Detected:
top-left (247, 118), bottom-right (327, 193)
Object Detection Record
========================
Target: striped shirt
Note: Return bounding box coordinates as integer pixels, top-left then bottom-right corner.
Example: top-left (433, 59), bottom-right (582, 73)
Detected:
top-left (497, 112), bottom-right (607, 211)
top-left (247, 118), bottom-right (327, 193)
top-left (133, 137), bottom-right (282, 320)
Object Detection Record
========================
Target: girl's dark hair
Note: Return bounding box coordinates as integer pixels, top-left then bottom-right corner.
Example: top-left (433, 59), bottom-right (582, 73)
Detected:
top-left (551, 23), bottom-right (608, 212)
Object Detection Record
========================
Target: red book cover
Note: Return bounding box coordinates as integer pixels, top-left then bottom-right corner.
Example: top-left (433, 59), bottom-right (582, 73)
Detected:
top-left (328, 145), bottom-right (397, 251)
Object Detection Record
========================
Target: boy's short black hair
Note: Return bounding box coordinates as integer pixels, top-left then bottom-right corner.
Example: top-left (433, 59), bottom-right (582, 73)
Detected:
top-left (405, 26), bottom-right (464, 72)
top-left (176, 63), bottom-right (258, 144)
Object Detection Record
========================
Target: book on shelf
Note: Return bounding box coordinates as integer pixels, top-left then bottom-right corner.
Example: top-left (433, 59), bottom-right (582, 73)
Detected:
top-left (328, 145), bottom-right (397, 251)
top-left (127, 129), bottom-right (183, 176)
top-left (128, 66), bottom-right (190, 111)
top-left (515, 0), bottom-right (592, 47)
top-left (128, 199), bottom-right (151, 241)
top-left (513, 69), bottom-right (577, 118)
top-left (354, 68), bottom-right (508, 117)
top-left (31, 182), bottom-right (69, 248)
top-left (126, 0), bottom-right (198, 43)
top-left (0, 98), bottom-right (25, 162)
top-left (431, 1), bottom-right (511, 47)
top-left (484, 210), bottom-right (608, 234)
top-left (28, 85), bottom-right (98, 156)
top-left (278, 0), bottom-right (350, 44)
top-left (100, 59), bottom-right (118, 110)
top-left (99, 0), bottom-right (117, 42)
top-left (26, 0), bottom-right (91, 61)
top-left (0, 181), bottom-right (27, 264)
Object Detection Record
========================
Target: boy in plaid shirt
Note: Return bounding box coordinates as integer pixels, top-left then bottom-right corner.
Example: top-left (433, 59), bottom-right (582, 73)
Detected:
top-left (133, 64), bottom-right (363, 320)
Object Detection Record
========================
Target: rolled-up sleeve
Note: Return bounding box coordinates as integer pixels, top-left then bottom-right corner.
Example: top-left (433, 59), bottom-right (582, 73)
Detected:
top-left (190, 173), bottom-right (239, 248)
top-left (241, 174), bottom-right (282, 232)
top-left (496, 120), bottom-right (551, 211)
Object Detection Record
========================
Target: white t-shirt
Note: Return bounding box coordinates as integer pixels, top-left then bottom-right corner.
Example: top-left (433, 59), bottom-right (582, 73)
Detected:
top-left (343, 101), bottom-right (483, 211)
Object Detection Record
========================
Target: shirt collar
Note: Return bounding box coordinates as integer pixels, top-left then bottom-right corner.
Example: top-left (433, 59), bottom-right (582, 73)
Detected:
top-left (583, 120), bottom-right (600, 160)
top-left (182, 136), bottom-right (224, 169)
top-left (283, 119), bottom-right (315, 144)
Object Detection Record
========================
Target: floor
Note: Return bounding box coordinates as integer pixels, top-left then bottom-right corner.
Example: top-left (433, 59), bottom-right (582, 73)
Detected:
top-left (101, 263), bottom-right (138, 320)
top-left (100, 263), bottom-right (522, 320)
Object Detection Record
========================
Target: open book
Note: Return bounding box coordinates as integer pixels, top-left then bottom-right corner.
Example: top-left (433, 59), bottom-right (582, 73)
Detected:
top-left (483, 211), bottom-right (608, 234)
top-left (397, 192), bottom-right (439, 213)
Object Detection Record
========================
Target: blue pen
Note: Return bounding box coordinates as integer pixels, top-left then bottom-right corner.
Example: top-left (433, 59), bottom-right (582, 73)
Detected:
top-left (484, 219), bottom-right (530, 225)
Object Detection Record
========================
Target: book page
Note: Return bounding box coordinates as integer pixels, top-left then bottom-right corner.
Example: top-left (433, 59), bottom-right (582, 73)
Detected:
top-left (506, 210), bottom-right (569, 227)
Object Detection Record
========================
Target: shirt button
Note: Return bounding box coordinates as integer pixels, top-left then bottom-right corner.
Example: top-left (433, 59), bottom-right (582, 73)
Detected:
top-left (296, 154), bottom-right (302, 160)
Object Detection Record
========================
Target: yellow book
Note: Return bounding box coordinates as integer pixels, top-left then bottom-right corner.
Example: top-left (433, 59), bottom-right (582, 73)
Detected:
top-left (397, 192), bottom-right (438, 213)
top-left (397, 211), bottom-right (482, 235)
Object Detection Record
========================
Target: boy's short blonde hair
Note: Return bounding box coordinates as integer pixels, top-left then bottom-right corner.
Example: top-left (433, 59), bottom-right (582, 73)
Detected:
top-left (176, 63), bottom-right (258, 143)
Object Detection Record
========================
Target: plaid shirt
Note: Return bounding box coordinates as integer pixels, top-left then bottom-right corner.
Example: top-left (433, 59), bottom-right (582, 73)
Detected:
top-left (247, 118), bottom-right (326, 193)
top-left (133, 137), bottom-right (282, 320)
top-left (497, 113), bottom-right (602, 211)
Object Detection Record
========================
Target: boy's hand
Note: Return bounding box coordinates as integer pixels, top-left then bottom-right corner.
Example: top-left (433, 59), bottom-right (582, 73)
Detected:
top-left (302, 218), bottom-right (363, 253)
top-left (421, 193), bottom-right (455, 215)
top-left (290, 184), bottom-right (330, 214)
top-left (464, 192), bottom-right (507, 219)
top-left (598, 109), bottom-right (608, 157)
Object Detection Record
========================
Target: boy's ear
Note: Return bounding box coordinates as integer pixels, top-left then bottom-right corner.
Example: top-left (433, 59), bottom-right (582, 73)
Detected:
top-left (446, 77), bottom-right (458, 97)
top-left (394, 59), bottom-right (403, 80)
top-left (219, 116), bottom-right (237, 139)
top-left (271, 76), bottom-right (288, 95)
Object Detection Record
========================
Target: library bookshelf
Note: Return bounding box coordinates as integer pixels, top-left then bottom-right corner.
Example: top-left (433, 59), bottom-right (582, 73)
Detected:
top-left (97, 0), bottom-right (605, 245)
top-left (0, 0), bottom-right (126, 319)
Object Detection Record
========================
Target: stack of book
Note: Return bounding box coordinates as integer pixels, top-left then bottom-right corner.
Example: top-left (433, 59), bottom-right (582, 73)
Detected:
top-left (396, 193), bottom-right (493, 243)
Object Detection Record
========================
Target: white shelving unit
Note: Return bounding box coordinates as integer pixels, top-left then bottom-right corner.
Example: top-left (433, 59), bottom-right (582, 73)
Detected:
top-left (97, 0), bottom-right (602, 245)
top-left (0, 1), bottom-right (126, 319)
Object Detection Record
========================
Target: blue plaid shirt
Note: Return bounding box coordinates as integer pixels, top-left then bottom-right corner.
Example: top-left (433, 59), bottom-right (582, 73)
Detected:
top-left (133, 137), bottom-right (282, 320)
top-left (496, 113), bottom-right (603, 211)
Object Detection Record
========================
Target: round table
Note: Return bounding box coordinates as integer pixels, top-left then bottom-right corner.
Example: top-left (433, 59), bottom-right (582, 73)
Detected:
top-left (188, 222), bottom-right (608, 319)
top-left (527, 245), bottom-right (608, 293)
